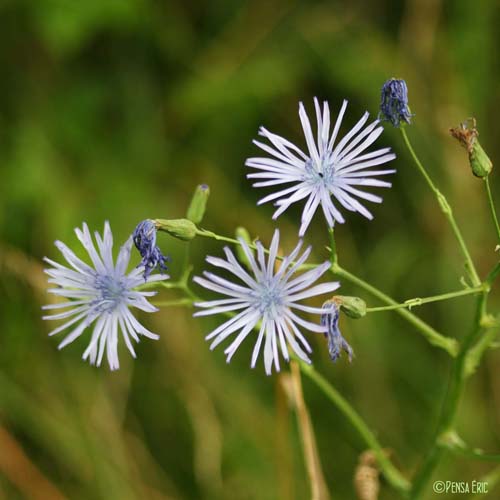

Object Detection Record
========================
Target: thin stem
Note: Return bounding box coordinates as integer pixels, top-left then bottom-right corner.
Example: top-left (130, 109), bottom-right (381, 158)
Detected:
top-left (465, 326), bottom-right (499, 377)
top-left (485, 261), bottom-right (500, 287)
top-left (485, 177), bottom-right (500, 243)
top-left (151, 298), bottom-right (194, 308)
top-left (196, 228), bottom-right (243, 248)
top-left (366, 286), bottom-right (484, 313)
top-left (400, 127), bottom-right (481, 287)
top-left (298, 361), bottom-right (411, 494)
top-left (327, 227), bottom-right (337, 267)
top-left (182, 241), bottom-right (192, 274)
top-left (332, 264), bottom-right (459, 356)
top-left (136, 280), bottom-right (185, 291)
top-left (438, 431), bottom-right (500, 463)
top-left (446, 445), bottom-right (500, 463)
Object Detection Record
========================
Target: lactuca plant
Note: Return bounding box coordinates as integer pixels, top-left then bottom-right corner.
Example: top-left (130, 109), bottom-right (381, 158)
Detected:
top-left (40, 81), bottom-right (500, 500)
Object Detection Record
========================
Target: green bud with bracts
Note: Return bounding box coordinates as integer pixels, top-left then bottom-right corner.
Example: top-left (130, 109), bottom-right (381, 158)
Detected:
top-left (154, 218), bottom-right (197, 241)
top-left (450, 118), bottom-right (492, 178)
top-left (334, 295), bottom-right (367, 319)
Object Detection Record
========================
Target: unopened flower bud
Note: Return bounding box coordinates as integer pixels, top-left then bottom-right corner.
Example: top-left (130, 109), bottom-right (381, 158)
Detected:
top-left (154, 218), bottom-right (197, 241)
top-left (450, 118), bottom-right (492, 178)
top-left (335, 295), bottom-right (367, 319)
top-left (186, 184), bottom-right (210, 224)
top-left (379, 78), bottom-right (412, 127)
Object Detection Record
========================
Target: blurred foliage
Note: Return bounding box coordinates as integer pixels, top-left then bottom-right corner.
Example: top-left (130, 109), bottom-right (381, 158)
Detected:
top-left (1, 0), bottom-right (500, 499)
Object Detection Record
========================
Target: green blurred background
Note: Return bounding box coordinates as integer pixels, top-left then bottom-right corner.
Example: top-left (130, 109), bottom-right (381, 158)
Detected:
top-left (1, 1), bottom-right (499, 499)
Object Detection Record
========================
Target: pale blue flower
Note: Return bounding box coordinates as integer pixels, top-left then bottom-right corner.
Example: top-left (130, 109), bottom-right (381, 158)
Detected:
top-left (42, 222), bottom-right (169, 370)
top-left (193, 230), bottom-right (340, 374)
top-left (246, 98), bottom-right (396, 236)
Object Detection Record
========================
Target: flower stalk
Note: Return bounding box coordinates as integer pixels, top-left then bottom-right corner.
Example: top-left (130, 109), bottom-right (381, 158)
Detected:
top-left (400, 127), bottom-right (481, 287)
top-left (365, 285), bottom-right (485, 313)
top-left (485, 177), bottom-right (500, 243)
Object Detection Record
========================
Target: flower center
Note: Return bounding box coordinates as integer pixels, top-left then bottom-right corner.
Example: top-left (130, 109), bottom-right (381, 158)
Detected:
top-left (255, 279), bottom-right (283, 314)
top-left (305, 153), bottom-right (336, 186)
top-left (94, 274), bottom-right (127, 312)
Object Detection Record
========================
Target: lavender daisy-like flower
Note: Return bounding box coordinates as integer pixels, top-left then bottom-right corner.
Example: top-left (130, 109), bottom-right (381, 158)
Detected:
top-left (246, 98), bottom-right (396, 236)
top-left (42, 222), bottom-right (169, 370)
top-left (193, 230), bottom-right (340, 375)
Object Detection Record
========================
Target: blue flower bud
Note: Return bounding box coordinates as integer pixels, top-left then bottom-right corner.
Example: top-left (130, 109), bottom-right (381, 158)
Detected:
top-left (321, 300), bottom-right (353, 362)
top-left (379, 78), bottom-right (412, 127)
top-left (133, 219), bottom-right (169, 280)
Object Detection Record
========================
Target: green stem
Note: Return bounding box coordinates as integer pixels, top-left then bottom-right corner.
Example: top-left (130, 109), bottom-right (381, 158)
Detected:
top-left (196, 228), bottom-right (243, 247)
top-left (465, 326), bottom-right (498, 377)
top-left (447, 445), bottom-right (500, 463)
top-left (400, 127), bottom-right (481, 287)
top-left (485, 177), bottom-right (500, 243)
top-left (485, 261), bottom-right (500, 287)
top-left (136, 280), bottom-right (185, 291)
top-left (410, 293), bottom-right (488, 498)
top-left (332, 264), bottom-right (459, 356)
top-left (327, 227), bottom-right (337, 267)
top-left (151, 298), bottom-right (194, 308)
top-left (298, 361), bottom-right (410, 494)
top-left (366, 286), bottom-right (484, 313)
